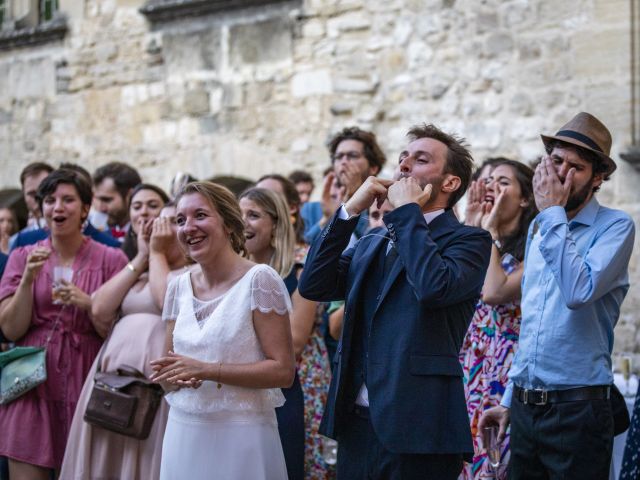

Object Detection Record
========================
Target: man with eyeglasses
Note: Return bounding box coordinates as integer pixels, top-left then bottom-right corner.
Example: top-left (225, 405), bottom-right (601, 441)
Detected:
top-left (302, 127), bottom-right (387, 244)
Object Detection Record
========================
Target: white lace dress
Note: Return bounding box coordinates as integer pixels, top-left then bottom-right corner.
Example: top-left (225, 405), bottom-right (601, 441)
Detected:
top-left (159, 264), bottom-right (292, 480)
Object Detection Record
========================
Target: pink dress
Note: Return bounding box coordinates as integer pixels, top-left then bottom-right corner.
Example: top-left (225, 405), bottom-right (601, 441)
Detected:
top-left (0, 237), bottom-right (127, 468)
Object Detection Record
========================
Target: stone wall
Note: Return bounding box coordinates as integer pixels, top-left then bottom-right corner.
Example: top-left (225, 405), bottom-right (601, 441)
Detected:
top-left (0, 0), bottom-right (639, 364)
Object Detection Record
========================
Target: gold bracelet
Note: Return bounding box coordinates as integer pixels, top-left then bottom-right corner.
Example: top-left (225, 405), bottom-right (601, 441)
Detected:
top-left (126, 262), bottom-right (137, 274)
top-left (217, 361), bottom-right (223, 389)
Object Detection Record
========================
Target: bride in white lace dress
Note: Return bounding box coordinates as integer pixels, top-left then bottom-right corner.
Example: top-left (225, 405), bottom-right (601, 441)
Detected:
top-left (150, 182), bottom-right (295, 480)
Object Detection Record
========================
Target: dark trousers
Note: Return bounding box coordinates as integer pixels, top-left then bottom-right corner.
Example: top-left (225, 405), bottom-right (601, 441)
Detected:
top-left (337, 407), bottom-right (463, 480)
top-left (509, 397), bottom-right (613, 480)
top-left (275, 372), bottom-right (305, 480)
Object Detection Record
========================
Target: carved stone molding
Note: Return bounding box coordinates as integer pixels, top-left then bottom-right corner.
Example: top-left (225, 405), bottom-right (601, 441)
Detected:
top-left (140, 0), bottom-right (292, 23)
top-left (0, 16), bottom-right (67, 51)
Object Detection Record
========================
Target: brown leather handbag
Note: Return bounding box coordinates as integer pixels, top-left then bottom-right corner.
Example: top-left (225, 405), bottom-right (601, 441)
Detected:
top-left (83, 315), bottom-right (164, 440)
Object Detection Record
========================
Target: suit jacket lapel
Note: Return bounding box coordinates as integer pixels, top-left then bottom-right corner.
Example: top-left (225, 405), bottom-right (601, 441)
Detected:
top-left (373, 209), bottom-right (459, 313)
top-left (348, 234), bottom-right (386, 305)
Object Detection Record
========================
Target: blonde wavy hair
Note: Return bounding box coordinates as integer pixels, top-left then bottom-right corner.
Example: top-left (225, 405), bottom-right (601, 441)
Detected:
top-left (239, 187), bottom-right (295, 278)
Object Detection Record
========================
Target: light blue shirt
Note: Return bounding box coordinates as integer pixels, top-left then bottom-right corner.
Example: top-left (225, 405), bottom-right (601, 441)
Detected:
top-left (502, 197), bottom-right (635, 407)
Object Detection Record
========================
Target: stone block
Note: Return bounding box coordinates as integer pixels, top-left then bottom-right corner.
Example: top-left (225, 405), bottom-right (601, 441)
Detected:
top-left (229, 18), bottom-right (293, 66)
top-left (327, 11), bottom-right (370, 38)
top-left (183, 88), bottom-right (210, 116)
top-left (163, 28), bottom-right (221, 72)
top-left (484, 32), bottom-right (514, 58)
top-left (9, 58), bottom-right (56, 100)
top-left (333, 76), bottom-right (378, 94)
top-left (302, 18), bottom-right (325, 37)
top-left (291, 69), bottom-right (332, 97)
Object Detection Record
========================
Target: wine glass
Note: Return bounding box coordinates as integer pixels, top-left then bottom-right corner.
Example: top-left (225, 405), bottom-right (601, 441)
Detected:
top-left (482, 426), bottom-right (501, 479)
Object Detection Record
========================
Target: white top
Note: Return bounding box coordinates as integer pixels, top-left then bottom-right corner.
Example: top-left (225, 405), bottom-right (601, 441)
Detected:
top-left (162, 264), bottom-right (292, 414)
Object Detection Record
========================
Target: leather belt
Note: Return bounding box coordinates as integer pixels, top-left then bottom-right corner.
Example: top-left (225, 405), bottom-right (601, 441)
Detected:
top-left (514, 385), bottom-right (611, 406)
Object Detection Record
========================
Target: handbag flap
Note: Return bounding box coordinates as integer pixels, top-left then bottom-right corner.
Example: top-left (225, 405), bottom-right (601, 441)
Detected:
top-left (0, 347), bottom-right (44, 369)
top-left (85, 385), bottom-right (137, 428)
top-left (94, 371), bottom-right (161, 391)
top-left (0, 349), bottom-right (47, 396)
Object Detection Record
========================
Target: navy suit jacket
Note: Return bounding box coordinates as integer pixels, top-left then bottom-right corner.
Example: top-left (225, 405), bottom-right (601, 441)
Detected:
top-left (299, 203), bottom-right (491, 456)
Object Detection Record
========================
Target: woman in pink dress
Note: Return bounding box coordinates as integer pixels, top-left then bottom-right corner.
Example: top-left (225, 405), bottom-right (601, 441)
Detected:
top-left (0, 169), bottom-right (127, 479)
top-left (60, 184), bottom-right (190, 479)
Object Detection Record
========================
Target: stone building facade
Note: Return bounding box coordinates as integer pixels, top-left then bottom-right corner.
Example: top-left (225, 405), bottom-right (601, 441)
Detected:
top-left (0, 0), bottom-right (639, 363)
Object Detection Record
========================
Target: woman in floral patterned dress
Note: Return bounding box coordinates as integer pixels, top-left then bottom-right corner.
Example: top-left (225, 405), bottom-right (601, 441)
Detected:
top-left (460, 159), bottom-right (537, 479)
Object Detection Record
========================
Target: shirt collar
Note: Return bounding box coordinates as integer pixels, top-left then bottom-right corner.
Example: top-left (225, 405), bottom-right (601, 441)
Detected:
top-left (569, 196), bottom-right (599, 227)
top-left (424, 209), bottom-right (445, 224)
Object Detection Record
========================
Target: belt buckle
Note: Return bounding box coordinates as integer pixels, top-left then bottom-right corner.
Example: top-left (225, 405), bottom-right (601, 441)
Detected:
top-left (533, 389), bottom-right (547, 405)
top-left (522, 388), bottom-right (547, 405)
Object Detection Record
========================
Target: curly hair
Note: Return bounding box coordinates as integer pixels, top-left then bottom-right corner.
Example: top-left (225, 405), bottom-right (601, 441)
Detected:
top-left (328, 127), bottom-right (387, 173)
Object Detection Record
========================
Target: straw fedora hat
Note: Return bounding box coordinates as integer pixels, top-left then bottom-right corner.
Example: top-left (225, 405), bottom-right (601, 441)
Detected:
top-left (540, 112), bottom-right (616, 176)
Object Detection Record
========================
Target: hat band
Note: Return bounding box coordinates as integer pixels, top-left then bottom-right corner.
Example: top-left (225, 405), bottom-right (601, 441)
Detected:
top-left (555, 130), bottom-right (603, 153)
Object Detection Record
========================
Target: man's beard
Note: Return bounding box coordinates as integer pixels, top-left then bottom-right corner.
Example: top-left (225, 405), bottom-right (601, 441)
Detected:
top-left (565, 181), bottom-right (593, 213)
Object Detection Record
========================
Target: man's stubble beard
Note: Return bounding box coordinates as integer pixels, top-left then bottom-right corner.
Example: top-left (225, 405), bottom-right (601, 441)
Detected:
top-left (565, 179), bottom-right (594, 213)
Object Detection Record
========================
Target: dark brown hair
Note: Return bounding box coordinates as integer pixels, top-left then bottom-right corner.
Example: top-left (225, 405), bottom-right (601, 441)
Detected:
top-left (407, 123), bottom-right (474, 207)
top-left (20, 162), bottom-right (54, 187)
top-left (545, 140), bottom-right (610, 191)
top-left (328, 127), bottom-right (387, 173)
top-left (36, 169), bottom-right (93, 212)
top-left (93, 162), bottom-right (142, 200)
top-left (288, 170), bottom-right (314, 186)
top-left (489, 159), bottom-right (537, 261)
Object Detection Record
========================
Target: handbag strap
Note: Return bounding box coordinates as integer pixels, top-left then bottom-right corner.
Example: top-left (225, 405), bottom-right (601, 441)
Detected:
top-left (43, 305), bottom-right (68, 347)
top-left (94, 309), bottom-right (121, 374)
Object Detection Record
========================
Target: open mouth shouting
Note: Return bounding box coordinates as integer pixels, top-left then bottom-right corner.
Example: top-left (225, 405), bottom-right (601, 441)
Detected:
top-left (52, 215), bottom-right (68, 227)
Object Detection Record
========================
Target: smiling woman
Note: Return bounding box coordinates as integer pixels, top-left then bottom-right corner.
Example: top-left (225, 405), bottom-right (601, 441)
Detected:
top-left (150, 181), bottom-right (294, 480)
top-left (0, 168), bottom-right (128, 479)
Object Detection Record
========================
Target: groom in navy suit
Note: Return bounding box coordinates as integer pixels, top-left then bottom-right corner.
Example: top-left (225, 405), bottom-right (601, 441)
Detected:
top-left (299, 124), bottom-right (492, 479)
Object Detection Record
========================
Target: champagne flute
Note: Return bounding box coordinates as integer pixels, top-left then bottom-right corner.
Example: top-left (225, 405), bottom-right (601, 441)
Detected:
top-left (621, 356), bottom-right (632, 395)
top-left (483, 425), bottom-right (501, 478)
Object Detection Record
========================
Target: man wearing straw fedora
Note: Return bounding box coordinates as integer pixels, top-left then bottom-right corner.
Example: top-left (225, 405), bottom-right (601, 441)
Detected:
top-left (480, 112), bottom-right (635, 479)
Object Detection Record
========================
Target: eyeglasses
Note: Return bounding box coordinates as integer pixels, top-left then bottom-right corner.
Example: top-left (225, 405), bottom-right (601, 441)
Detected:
top-left (332, 151), bottom-right (363, 162)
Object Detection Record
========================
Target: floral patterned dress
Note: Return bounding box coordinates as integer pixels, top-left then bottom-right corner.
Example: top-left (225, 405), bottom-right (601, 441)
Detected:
top-left (459, 299), bottom-right (521, 480)
top-left (294, 244), bottom-right (335, 479)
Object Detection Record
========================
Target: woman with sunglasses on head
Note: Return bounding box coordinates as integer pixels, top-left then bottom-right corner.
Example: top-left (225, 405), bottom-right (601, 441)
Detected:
top-left (151, 182), bottom-right (294, 480)
top-left (0, 169), bottom-right (127, 480)
top-left (61, 184), bottom-right (190, 479)
top-left (460, 159), bottom-right (537, 480)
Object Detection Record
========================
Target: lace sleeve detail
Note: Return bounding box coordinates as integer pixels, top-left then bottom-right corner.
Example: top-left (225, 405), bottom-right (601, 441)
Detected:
top-left (162, 275), bottom-right (182, 322)
top-left (250, 265), bottom-right (292, 315)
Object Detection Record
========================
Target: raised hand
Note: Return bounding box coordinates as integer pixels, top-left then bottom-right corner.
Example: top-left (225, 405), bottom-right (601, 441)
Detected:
top-left (150, 217), bottom-right (175, 255)
top-left (344, 176), bottom-right (394, 217)
top-left (480, 184), bottom-right (506, 238)
top-left (465, 180), bottom-right (486, 227)
top-left (533, 156), bottom-right (575, 211)
top-left (337, 161), bottom-right (363, 201)
top-left (319, 172), bottom-right (344, 225)
top-left (387, 177), bottom-right (432, 210)
top-left (136, 218), bottom-right (153, 258)
top-left (23, 247), bottom-right (51, 283)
